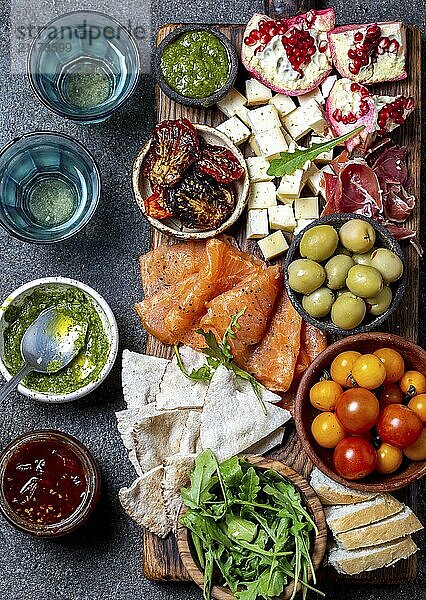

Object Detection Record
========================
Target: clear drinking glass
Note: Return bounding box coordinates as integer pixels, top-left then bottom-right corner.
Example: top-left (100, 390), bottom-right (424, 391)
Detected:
top-left (27, 10), bottom-right (140, 123)
top-left (0, 131), bottom-right (101, 243)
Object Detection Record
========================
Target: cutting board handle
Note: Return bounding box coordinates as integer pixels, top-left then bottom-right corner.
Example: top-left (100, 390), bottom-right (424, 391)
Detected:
top-left (264, 0), bottom-right (315, 18)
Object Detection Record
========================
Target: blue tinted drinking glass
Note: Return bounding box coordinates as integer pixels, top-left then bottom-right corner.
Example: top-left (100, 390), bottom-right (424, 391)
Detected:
top-left (28, 10), bottom-right (140, 123)
top-left (0, 132), bottom-right (101, 243)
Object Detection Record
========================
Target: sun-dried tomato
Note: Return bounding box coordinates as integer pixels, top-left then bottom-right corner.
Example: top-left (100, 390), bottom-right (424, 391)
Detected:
top-left (167, 169), bottom-right (235, 229)
top-left (196, 140), bottom-right (245, 184)
top-left (143, 118), bottom-right (199, 188)
top-left (144, 187), bottom-right (173, 220)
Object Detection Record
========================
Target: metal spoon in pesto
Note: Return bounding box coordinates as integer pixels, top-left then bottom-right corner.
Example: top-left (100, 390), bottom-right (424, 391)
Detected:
top-left (0, 307), bottom-right (88, 401)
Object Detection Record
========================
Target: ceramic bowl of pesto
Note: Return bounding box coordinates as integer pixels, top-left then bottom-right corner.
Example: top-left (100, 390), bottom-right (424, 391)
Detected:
top-left (153, 25), bottom-right (238, 108)
top-left (0, 278), bottom-right (119, 403)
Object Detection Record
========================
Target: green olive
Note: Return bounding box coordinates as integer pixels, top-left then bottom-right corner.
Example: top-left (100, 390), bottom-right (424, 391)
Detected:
top-left (288, 259), bottom-right (326, 294)
top-left (339, 219), bottom-right (376, 254)
top-left (300, 225), bottom-right (339, 262)
top-left (370, 248), bottom-right (404, 283)
top-left (325, 254), bottom-right (355, 290)
top-left (346, 264), bottom-right (383, 298)
top-left (352, 247), bottom-right (376, 266)
top-left (335, 243), bottom-right (352, 256)
top-left (366, 286), bottom-right (393, 316)
top-left (302, 287), bottom-right (335, 318)
top-left (331, 294), bottom-right (366, 330)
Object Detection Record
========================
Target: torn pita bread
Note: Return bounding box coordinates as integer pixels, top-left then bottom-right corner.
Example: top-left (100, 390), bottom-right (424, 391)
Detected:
top-left (162, 454), bottom-right (196, 533)
top-left (245, 427), bottom-right (285, 456)
top-left (119, 466), bottom-right (170, 538)
top-left (122, 349), bottom-right (168, 409)
top-left (155, 346), bottom-right (209, 411)
top-left (179, 410), bottom-right (202, 455)
top-left (201, 367), bottom-right (292, 462)
top-left (116, 404), bottom-right (162, 475)
top-left (236, 377), bottom-right (282, 404)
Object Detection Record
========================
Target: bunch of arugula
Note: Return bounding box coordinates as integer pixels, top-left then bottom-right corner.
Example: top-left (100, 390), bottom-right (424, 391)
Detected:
top-left (180, 450), bottom-right (325, 600)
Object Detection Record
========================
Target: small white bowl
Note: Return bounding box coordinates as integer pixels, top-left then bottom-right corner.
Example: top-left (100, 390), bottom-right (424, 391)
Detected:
top-left (0, 277), bottom-right (119, 403)
top-left (132, 124), bottom-right (249, 240)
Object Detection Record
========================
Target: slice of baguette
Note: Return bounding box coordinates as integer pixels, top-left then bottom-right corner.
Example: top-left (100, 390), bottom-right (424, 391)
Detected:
top-left (336, 506), bottom-right (423, 550)
top-left (325, 494), bottom-right (404, 535)
top-left (310, 468), bottom-right (378, 505)
top-left (328, 536), bottom-right (418, 575)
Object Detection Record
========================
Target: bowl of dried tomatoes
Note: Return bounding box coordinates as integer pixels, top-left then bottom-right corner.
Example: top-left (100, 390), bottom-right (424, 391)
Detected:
top-left (132, 119), bottom-right (249, 240)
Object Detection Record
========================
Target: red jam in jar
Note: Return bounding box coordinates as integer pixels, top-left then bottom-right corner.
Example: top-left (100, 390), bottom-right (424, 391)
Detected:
top-left (4, 438), bottom-right (87, 526)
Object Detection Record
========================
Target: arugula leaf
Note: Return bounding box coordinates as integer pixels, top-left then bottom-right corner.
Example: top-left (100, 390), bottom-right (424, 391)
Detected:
top-left (226, 515), bottom-right (258, 543)
top-left (181, 449), bottom-right (219, 508)
top-left (173, 345), bottom-right (213, 381)
top-left (219, 456), bottom-right (243, 487)
top-left (235, 580), bottom-right (262, 600)
top-left (239, 467), bottom-right (260, 503)
top-left (267, 126), bottom-right (365, 177)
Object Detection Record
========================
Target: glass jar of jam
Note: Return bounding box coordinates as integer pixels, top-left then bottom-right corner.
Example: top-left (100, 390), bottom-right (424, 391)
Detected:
top-left (0, 430), bottom-right (100, 537)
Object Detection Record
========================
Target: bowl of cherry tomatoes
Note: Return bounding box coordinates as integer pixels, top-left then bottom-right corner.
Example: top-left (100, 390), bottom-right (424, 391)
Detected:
top-left (295, 332), bottom-right (426, 491)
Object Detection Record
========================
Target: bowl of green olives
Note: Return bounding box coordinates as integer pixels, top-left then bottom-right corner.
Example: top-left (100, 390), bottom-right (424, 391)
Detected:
top-left (284, 214), bottom-right (407, 336)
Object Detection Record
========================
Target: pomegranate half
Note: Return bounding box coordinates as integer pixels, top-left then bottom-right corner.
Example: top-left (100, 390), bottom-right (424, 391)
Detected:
top-left (241, 9), bottom-right (335, 96)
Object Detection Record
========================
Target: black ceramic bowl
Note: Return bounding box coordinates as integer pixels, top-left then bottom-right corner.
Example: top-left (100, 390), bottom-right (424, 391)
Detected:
top-left (153, 25), bottom-right (238, 108)
top-left (284, 214), bottom-right (407, 336)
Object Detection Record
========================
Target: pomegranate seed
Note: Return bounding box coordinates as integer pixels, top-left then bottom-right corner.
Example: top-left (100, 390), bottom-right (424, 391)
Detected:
top-left (244, 36), bottom-right (256, 46)
top-left (348, 49), bottom-right (357, 59)
top-left (346, 112), bottom-right (357, 124)
top-left (333, 109), bottom-right (342, 122)
top-left (354, 32), bottom-right (364, 42)
top-left (269, 25), bottom-right (278, 37)
top-left (341, 115), bottom-right (349, 125)
top-left (307, 46), bottom-right (316, 55)
top-left (405, 97), bottom-right (414, 110)
top-left (277, 25), bottom-right (287, 35)
top-left (259, 21), bottom-right (269, 33)
top-left (254, 44), bottom-right (265, 55)
top-left (367, 24), bottom-right (380, 37)
top-left (395, 115), bottom-right (405, 124)
top-left (251, 30), bottom-right (261, 41)
top-left (361, 88), bottom-right (370, 97)
top-left (260, 33), bottom-right (271, 44)
top-left (355, 48), bottom-right (365, 59)
top-left (306, 10), bottom-right (316, 26)
top-left (349, 63), bottom-right (360, 75)
top-left (318, 40), bottom-right (328, 53)
top-left (378, 36), bottom-right (390, 49)
top-left (350, 82), bottom-right (361, 92)
top-left (353, 58), bottom-right (362, 68)
top-left (388, 40), bottom-right (400, 53)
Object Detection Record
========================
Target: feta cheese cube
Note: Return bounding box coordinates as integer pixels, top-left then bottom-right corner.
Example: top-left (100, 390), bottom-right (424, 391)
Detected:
top-left (246, 209), bottom-right (269, 239)
top-left (250, 128), bottom-right (288, 160)
top-left (245, 79), bottom-right (273, 106)
top-left (304, 163), bottom-right (321, 194)
top-left (247, 105), bottom-right (282, 134)
top-left (258, 231), bottom-right (289, 260)
top-left (302, 100), bottom-right (328, 135)
top-left (268, 205), bottom-right (296, 232)
top-left (248, 182), bottom-right (277, 209)
top-left (216, 116), bottom-right (250, 145)
top-left (276, 169), bottom-right (304, 201)
top-left (294, 197), bottom-right (319, 220)
top-left (321, 75), bottom-right (338, 99)
top-left (246, 156), bottom-right (274, 183)
top-left (235, 105), bottom-right (251, 126)
top-left (269, 94), bottom-right (297, 117)
top-left (294, 219), bottom-right (316, 235)
top-left (298, 87), bottom-right (324, 106)
top-left (282, 107), bottom-right (311, 140)
top-left (216, 87), bottom-right (247, 118)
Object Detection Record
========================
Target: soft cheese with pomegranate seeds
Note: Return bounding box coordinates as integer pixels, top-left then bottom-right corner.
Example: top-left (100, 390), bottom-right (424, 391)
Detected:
top-left (328, 22), bottom-right (407, 84)
top-left (242, 9), bottom-right (335, 96)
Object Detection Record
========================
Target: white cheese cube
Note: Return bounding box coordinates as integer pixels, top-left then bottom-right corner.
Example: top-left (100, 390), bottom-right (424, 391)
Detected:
top-left (251, 128), bottom-right (288, 160)
top-left (216, 116), bottom-right (250, 146)
top-left (304, 163), bottom-right (321, 194)
top-left (246, 157), bottom-right (274, 183)
top-left (216, 87), bottom-right (247, 118)
top-left (246, 209), bottom-right (269, 239)
top-left (321, 75), bottom-right (338, 99)
top-left (248, 182), bottom-right (277, 209)
top-left (294, 219), bottom-right (316, 235)
top-left (276, 169), bottom-right (304, 201)
top-left (258, 231), bottom-right (289, 261)
top-left (247, 105), bottom-right (282, 134)
top-left (302, 100), bottom-right (328, 135)
top-left (294, 197), bottom-right (319, 220)
top-left (298, 87), bottom-right (324, 106)
top-left (269, 94), bottom-right (297, 117)
top-left (235, 105), bottom-right (251, 126)
top-left (245, 79), bottom-right (273, 106)
top-left (282, 107), bottom-right (311, 140)
top-left (268, 205), bottom-right (297, 232)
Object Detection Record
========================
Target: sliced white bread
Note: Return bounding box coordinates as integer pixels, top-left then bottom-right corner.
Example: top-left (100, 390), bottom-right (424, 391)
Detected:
top-left (310, 468), bottom-right (378, 505)
top-left (325, 494), bottom-right (404, 535)
top-left (336, 506), bottom-right (423, 550)
top-left (328, 536), bottom-right (418, 575)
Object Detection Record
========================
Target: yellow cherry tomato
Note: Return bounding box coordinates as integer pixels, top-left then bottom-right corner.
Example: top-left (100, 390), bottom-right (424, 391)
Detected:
top-left (352, 354), bottom-right (386, 390)
top-left (373, 348), bottom-right (405, 384)
top-left (408, 394), bottom-right (426, 423)
top-left (400, 371), bottom-right (426, 396)
top-left (404, 428), bottom-right (426, 461)
top-left (330, 351), bottom-right (361, 387)
top-left (376, 442), bottom-right (403, 474)
top-left (309, 380), bottom-right (343, 412)
top-left (311, 412), bottom-right (346, 449)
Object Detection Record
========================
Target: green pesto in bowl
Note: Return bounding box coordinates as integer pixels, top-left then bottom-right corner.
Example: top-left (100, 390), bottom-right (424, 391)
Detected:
top-left (3, 287), bottom-right (110, 394)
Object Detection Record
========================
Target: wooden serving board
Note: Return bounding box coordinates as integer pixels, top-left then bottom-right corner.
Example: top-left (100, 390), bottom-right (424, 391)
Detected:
top-left (142, 6), bottom-right (422, 589)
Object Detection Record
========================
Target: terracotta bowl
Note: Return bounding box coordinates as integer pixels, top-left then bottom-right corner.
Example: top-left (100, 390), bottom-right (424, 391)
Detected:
top-left (284, 213), bottom-right (407, 336)
top-left (132, 124), bottom-right (249, 240)
top-left (295, 332), bottom-right (426, 492)
top-left (176, 455), bottom-right (327, 600)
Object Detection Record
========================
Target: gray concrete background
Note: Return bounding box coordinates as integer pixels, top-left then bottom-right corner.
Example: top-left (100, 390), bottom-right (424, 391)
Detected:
top-left (0, 1), bottom-right (424, 598)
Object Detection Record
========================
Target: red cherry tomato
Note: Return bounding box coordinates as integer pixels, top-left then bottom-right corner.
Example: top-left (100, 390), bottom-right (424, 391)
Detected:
top-left (379, 383), bottom-right (403, 406)
top-left (333, 437), bottom-right (378, 480)
top-left (377, 404), bottom-right (423, 449)
top-left (335, 388), bottom-right (380, 434)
